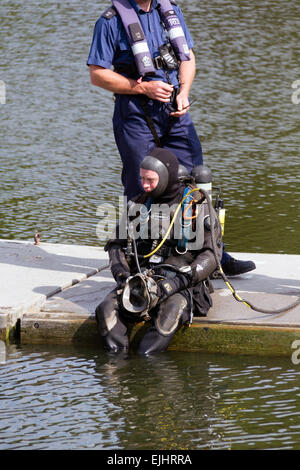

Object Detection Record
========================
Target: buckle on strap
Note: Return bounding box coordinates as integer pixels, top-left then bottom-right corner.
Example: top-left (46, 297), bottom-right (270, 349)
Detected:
top-left (153, 56), bottom-right (164, 69)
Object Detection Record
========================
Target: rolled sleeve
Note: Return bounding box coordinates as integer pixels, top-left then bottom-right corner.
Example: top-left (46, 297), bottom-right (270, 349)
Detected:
top-left (87, 17), bottom-right (117, 68)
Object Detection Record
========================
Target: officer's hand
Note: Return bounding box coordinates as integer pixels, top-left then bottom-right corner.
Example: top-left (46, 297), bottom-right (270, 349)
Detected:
top-left (170, 91), bottom-right (190, 117)
top-left (139, 81), bottom-right (174, 102)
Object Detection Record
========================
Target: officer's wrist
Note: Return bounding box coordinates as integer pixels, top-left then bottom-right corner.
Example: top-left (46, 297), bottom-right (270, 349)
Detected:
top-left (178, 84), bottom-right (189, 96)
top-left (131, 79), bottom-right (147, 95)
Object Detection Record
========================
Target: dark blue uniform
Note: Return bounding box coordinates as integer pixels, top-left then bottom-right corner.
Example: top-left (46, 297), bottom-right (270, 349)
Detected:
top-left (87, 0), bottom-right (203, 199)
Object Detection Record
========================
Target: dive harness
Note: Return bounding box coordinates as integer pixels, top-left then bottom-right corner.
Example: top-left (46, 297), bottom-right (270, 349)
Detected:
top-left (122, 187), bottom-right (300, 318)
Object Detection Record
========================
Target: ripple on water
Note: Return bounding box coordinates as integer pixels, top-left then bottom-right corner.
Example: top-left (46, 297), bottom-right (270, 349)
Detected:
top-left (1, 347), bottom-right (300, 449)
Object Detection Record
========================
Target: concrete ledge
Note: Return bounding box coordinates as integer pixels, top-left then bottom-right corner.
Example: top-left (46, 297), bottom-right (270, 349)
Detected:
top-left (0, 310), bottom-right (11, 342)
top-left (1, 239), bottom-right (300, 356)
top-left (21, 312), bottom-right (98, 345)
top-left (169, 322), bottom-right (300, 356)
top-left (0, 239), bottom-right (109, 341)
top-left (20, 313), bottom-right (300, 357)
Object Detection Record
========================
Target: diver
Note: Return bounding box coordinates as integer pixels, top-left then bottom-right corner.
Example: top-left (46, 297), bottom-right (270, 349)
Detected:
top-left (95, 147), bottom-right (223, 355)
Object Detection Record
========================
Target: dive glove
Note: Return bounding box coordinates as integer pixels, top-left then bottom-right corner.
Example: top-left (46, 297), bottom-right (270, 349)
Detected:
top-left (156, 273), bottom-right (190, 303)
top-left (109, 246), bottom-right (131, 289)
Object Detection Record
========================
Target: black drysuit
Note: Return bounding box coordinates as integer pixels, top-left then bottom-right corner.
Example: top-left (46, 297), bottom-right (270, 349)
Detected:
top-left (95, 149), bottom-right (223, 355)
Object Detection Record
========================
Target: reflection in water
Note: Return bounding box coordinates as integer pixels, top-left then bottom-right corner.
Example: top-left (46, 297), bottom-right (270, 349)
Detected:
top-left (1, 344), bottom-right (300, 450)
top-left (96, 352), bottom-right (220, 450)
top-left (0, 0), bottom-right (299, 253)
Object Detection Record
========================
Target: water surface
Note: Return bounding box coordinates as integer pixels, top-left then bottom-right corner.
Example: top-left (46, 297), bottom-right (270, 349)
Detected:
top-left (1, 344), bottom-right (300, 450)
top-left (1, 0), bottom-right (299, 252)
top-left (0, 0), bottom-right (299, 451)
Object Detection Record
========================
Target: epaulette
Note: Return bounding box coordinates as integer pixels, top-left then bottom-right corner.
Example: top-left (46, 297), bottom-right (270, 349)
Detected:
top-left (101, 6), bottom-right (117, 19)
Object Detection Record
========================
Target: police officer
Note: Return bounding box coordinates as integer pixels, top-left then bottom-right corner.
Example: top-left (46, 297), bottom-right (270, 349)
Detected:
top-left (87, 0), bottom-right (201, 198)
top-left (87, 0), bottom-right (256, 276)
top-left (95, 147), bottom-right (223, 355)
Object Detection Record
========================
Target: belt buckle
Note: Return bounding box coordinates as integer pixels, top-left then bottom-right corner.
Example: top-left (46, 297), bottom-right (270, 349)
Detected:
top-left (153, 56), bottom-right (163, 69)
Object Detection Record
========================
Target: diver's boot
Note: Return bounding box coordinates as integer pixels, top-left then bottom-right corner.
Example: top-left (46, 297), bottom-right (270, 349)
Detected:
top-left (137, 327), bottom-right (171, 356)
top-left (221, 257), bottom-right (256, 276)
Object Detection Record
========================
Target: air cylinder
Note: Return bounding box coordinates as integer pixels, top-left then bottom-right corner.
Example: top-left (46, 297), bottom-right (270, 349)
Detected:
top-left (191, 165), bottom-right (212, 200)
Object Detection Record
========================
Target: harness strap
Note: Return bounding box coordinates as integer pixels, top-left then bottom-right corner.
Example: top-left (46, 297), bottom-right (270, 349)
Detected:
top-left (112, 0), bottom-right (157, 77)
top-left (139, 96), bottom-right (179, 146)
top-left (111, 0), bottom-right (190, 77)
top-left (138, 96), bottom-right (162, 147)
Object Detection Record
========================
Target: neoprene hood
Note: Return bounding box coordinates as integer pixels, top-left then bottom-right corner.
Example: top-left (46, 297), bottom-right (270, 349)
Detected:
top-left (140, 147), bottom-right (179, 200)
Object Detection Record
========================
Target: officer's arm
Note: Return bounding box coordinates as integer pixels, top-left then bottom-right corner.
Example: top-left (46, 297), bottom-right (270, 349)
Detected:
top-left (170, 49), bottom-right (196, 118)
top-left (89, 65), bottom-right (173, 102)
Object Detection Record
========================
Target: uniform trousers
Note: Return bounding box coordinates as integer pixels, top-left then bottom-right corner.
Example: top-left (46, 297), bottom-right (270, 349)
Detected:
top-left (113, 94), bottom-right (203, 200)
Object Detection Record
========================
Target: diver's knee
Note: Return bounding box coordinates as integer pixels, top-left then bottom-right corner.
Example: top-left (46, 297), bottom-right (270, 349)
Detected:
top-left (155, 293), bottom-right (189, 336)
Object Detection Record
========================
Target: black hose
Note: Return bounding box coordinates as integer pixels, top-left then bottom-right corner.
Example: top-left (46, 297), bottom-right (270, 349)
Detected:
top-left (131, 234), bottom-right (142, 274)
top-left (202, 189), bottom-right (300, 315)
top-left (127, 189), bottom-right (300, 315)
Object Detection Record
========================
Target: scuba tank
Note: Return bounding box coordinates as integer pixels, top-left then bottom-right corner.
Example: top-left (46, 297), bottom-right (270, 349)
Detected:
top-left (215, 198), bottom-right (226, 236)
top-left (178, 164), bottom-right (189, 179)
top-left (191, 165), bottom-right (225, 235)
top-left (191, 165), bottom-right (212, 201)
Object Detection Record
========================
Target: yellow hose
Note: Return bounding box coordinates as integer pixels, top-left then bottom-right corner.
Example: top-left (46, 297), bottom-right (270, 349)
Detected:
top-left (143, 187), bottom-right (200, 258)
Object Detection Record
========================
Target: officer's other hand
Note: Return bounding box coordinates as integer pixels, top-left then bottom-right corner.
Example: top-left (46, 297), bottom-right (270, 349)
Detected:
top-left (170, 91), bottom-right (190, 117)
top-left (139, 81), bottom-right (174, 102)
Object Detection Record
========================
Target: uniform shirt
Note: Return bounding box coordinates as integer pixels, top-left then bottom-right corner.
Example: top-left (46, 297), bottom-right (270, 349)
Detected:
top-left (87, 0), bottom-right (194, 86)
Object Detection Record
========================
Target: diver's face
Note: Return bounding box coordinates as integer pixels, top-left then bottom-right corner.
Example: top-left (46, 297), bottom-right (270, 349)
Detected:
top-left (140, 168), bottom-right (159, 193)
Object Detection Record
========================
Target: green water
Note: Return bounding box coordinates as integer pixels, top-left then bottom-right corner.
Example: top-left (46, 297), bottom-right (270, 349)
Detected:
top-left (0, 344), bottom-right (300, 450)
top-left (0, 0), bottom-right (300, 450)
top-left (0, 0), bottom-right (299, 252)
